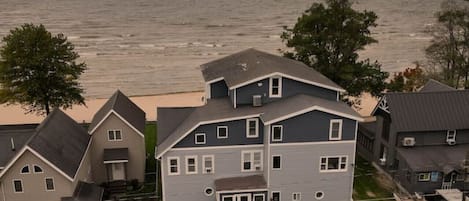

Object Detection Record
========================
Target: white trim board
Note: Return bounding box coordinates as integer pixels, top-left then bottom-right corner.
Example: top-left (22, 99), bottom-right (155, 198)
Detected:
top-left (103, 160), bottom-right (129, 164)
top-left (264, 105), bottom-right (363, 125)
top-left (89, 110), bottom-right (145, 138)
top-left (270, 140), bottom-right (355, 147)
top-left (229, 72), bottom-right (345, 93)
top-left (216, 188), bottom-right (268, 193)
top-left (170, 144), bottom-right (264, 151)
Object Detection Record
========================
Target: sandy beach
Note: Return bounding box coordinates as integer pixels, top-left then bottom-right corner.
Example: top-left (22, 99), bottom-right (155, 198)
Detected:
top-left (0, 91), bottom-right (377, 125)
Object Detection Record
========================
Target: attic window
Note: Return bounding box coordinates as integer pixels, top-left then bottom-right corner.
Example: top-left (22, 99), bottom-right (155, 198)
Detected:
top-left (20, 165), bottom-right (30, 174)
top-left (33, 165), bottom-right (43, 173)
top-left (195, 133), bottom-right (206, 144)
top-left (269, 77), bottom-right (282, 97)
top-left (108, 130), bottom-right (122, 141)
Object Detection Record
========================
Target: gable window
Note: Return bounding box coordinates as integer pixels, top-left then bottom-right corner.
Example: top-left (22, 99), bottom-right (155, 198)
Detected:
top-left (269, 77), bottom-right (282, 97)
top-left (108, 130), bottom-right (122, 141)
top-left (185, 156), bottom-right (198, 174)
top-left (271, 125), bottom-right (283, 142)
top-left (329, 119), bottom-right (342, 140)
top-left (293, 192), bottom-right (301, 201)
top-left (20, 165), bottom-right (30, 174)
top-left (217, 126), bottom-right (228, 139)
top-left (167, 157), bottom-right (180, 175)
top-left (13, 180), bottom-right (23, 193)
top-left (447, 130), bottom-right (456, 143)
top-left (246, 119), bottom-right (259, 138)
top-left (418, 173), bottom-right (431, 181)
top-left (320, 156), bottom-right (347, 172)
top-left (33, 165), bottom-right (43, 173)
top-left (272, 155), bottom-right (281, 170)
top-left (195, 133), bottom-right (206, 144)
top-left (45, 178), bottom-right (55, 191)
top-left (202, 155), bottom-right (215, 174)
top-left (241, 150), bottom-right (263, 172)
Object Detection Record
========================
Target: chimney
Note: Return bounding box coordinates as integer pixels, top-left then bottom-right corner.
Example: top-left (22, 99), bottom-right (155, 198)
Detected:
top-left (10, 137), bottom-right (15, 151)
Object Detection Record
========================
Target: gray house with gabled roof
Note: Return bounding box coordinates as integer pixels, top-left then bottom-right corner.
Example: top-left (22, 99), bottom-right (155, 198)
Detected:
top-left (156, 49), bottom-right (363, 201)
top-left (358, 79), bottom-right (469, 194)
top-left (0, 109), bottom-right (102, 201)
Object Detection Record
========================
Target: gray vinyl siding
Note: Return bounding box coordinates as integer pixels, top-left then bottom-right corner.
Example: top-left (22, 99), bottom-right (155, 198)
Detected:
top-left (210, 80), bottom-right (228, 99)
top-left (232, 77), bottom-right (338, 106)
top-left (174, 118), bottom-right (264, 148)
top-left (270, 111), bottom-right (356, 143)
top-left (161, 147), bottom-right (265, 201)
top-left (269, 142), bottom-right (355, 201)
top-left (397, 129), bottom-right (469, 147)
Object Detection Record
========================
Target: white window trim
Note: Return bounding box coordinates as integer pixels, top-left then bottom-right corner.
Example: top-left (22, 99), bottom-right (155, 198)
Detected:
top-left (272, 191), bottom-right (281, 201)
top-left (329, 119), bottom-right (343, 140)
top-left (33, 164), bottom-right (43, 174)
top-left (447, 130), bottom-right (456, 141)
top-left (12, 179), bottom-right (23, 193)
top-left (319, 155), bottom-right (348, 173)
top-left (271, 125), bottom-right (283, 142)
top-left (246, 119), bottom-right (259, 138)
top-left (202, 155), bottom-right (215, 174)
top-left (253, 193), bottom-right (265, 201)
top-left (272, 155), bottom-right (282, 170)
top-left (107, 129), bottom-right (123, 141)
top-left (45, 177), bottom-right (55, 191)
top-left (167, 157), bottom-right (180, 176)
top-left (241, 150), bottom-right (263, 172)
top-left (185, 156), bottom-right (198, 175)
top-left (292, 192), bottom-right (301, 201)
top-left (20, 164), bottom-right (30, 174)
top-left (269, 76), bottom-right (282, 98)
top-left (195, 133), bottom-right (206, 144)
top-left (418, 173), bottom-right (431, 181)
top-left (217, 126), bottom-right (229, 139)
top-left (315, 191), bottom-right (325, 200)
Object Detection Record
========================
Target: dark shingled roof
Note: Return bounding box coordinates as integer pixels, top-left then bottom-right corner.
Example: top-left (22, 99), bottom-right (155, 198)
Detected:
top-left (89, 90), bottom-right (145, 134)
top-left (215, 175), bottom-right (267, 191)
top-left (384, 90), bottom-right (469, 132)
top-left (156, 94), bottom-right (362, 157)
top-left (397, 144), bottom-right (469, 172)
top-left (201, 48), bottom-right (343, 91)
top-left (419, 79), bottom-right (456, 93)
top-left (103, 148), bottom-right (129, 162)
top-left (157, 107), bottom-right (195, 145)
top-left (28, 109), bottom-right (91, 179)
top-left (61, 181), bottom-right (104, 201)
top-left (0, 125), bottom-right (36, 167)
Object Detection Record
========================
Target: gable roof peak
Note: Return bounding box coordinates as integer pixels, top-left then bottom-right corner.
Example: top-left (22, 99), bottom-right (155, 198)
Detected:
top-left (418, 79), bottom-right (456, 93)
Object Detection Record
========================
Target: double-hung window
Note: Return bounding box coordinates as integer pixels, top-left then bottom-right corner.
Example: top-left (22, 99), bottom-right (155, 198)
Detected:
top-left (45, 178), bottom-right (55, 191)
top-left (167, 157), bottom-right (180, 175)
top-left (108, 130), bottom-right (122, 141)
top-left (320, 156), bottom-right (347, 172)
top-left (269, 77), bottom-right (282, 97)
top-left (185, 156), bottom-right (198, 174)
top-left (202, 155), bottom-right (215, 174)
top-left (246, 119), bottom-right (259, 138)
top-left (13, 180), bottom-right (23, 193)
top-left (242, 150), bottom-right (263, 171)
top-left (329, 120), bottom-right (342, 140)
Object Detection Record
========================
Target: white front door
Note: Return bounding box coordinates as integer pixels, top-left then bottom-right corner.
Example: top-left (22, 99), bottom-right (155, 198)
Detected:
top-left (112, 163), bottom-right (125, 180)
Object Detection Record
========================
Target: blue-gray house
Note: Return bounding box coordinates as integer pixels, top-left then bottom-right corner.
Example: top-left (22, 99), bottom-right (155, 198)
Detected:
top-left (156, 49), bottom-right (363, 201)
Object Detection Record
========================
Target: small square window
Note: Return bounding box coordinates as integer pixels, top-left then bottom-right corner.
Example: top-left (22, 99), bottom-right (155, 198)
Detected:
top-left (217, 126), bottom-right (228, 139)
top-left (272, 125), bottom-right (282, 142)
top-left (195, 133), bottom-right (206, 144)
top-left (13, 180), bottom-right (23, 193)
top-left (418, 173), bottom-right (431, 181)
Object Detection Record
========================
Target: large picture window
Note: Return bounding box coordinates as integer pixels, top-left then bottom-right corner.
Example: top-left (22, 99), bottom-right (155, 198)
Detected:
top-left (320, 156), bottom-right (347, 172)
top-left (241, 150), bottom-right (263, 172)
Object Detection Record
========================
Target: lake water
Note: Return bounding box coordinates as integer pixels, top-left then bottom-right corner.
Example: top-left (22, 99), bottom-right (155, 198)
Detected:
top-left (0, 0), bottom-right (445, 98)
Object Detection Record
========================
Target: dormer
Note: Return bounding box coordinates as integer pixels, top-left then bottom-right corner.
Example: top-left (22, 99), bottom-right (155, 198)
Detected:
top-left (201, 49), bottom-right (344, 108)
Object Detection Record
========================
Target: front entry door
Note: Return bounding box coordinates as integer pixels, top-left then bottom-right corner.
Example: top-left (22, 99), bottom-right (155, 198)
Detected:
top-left (112, 163), bottom-right (125, 180)
top-left (442, 172), bottom-right (456, 189)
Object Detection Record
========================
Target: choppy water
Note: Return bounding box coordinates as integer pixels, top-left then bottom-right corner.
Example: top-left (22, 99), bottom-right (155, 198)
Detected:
top-left (0, 0), bottom-right (445, 98)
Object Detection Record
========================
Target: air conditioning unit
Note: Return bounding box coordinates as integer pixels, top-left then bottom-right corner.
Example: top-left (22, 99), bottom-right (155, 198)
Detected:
top-left (379, 158), bottom-right (386, 166)
top-left (447, 139), bottom-right (456, 146)
top-left (402, 137), bottom-right (416, 147)
top-left (253, 95), bottom-right (262, 107)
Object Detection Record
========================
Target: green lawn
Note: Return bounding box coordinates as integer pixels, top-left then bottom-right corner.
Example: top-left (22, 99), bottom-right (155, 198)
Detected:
top-left (145, 122), bottom-right (157, 172)
top-left (353, 156), bottom-right (393, 200)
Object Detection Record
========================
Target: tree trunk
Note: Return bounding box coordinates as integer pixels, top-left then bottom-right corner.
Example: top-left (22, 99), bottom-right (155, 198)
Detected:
top-left (45, 101), bottom-right (50, 115)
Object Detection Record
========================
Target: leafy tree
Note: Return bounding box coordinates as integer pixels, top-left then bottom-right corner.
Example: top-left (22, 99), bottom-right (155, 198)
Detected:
top-left (281, 0), bottom-right (389, 100)
top-left (387, 63), bottom-right (427, 92)
top-left (425, 0), bottom-right (469, 88)
top-left (0, 24), bottom-right (86, 115)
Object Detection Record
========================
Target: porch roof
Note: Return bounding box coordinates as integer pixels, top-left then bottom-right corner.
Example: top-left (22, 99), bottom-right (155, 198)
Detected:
top-left (214, 175), bottom-right (267, 191)
top-left (397, 144), bottom-right (469, 172)
top-left (103, 148), bottom-right (129, 163)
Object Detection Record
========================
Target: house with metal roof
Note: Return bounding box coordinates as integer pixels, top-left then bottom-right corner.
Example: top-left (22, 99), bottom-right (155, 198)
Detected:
top-left (0, 109), bottom-right (103, 201)
top-left (156, 48), bottom-right (363, 201)
top-left (88, 90), bottom-right (146, 185)
top-left (357, 79), bottom-right (469, 194)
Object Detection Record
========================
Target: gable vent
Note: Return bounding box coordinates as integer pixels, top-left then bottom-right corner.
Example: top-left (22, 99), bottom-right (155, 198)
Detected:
top-left (253, 95), bottom-right (262, 107)
top-left (10, 138), bottom-right (15, 151)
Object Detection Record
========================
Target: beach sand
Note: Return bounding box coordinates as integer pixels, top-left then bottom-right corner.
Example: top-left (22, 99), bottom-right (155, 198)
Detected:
top-left (0, 92), bottom-right (377, 125)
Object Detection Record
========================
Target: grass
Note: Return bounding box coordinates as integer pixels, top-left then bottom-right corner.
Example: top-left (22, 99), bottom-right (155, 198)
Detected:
top-left (353, 155), bottom-right (393, 200)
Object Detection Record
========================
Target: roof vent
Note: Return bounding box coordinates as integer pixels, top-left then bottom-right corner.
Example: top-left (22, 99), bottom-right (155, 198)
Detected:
top-left (253, 95), bottom-right (262, 107)
top-left (10, 137), bottom-right (15, 151)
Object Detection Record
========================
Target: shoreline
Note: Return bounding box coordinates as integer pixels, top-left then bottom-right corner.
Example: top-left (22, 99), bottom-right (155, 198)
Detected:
top-left (0, 91), bottom-right (377, 125)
